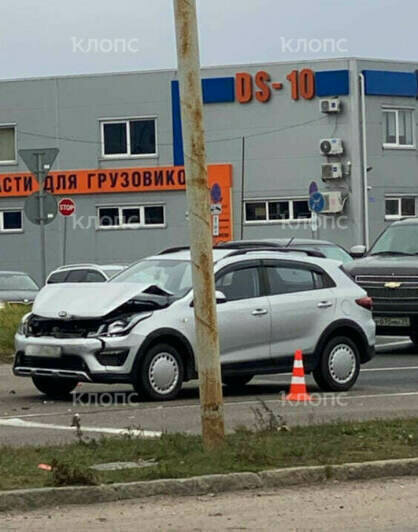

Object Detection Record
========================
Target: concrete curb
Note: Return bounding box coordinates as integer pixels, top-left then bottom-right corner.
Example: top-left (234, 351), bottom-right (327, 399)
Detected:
top-left (1, 458), bottom-right (418, 513)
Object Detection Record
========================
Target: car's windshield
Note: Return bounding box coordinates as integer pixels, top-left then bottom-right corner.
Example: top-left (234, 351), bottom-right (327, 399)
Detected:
top-left (111, 259), bottom-right (192, 297)
top-left (370, 225), bottom-right (418, 255)
top-left (0, 273), bottom-right (39, 291)
top-left (294, 244), bottom-right (353, 264)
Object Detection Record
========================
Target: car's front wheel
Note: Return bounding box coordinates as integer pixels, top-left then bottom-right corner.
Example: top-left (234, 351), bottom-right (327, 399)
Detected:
top-left (32, 376), bottom-right (78, 398)
top-left (313, 336), bottom-right (360, 392)
top-left (134, 343), bottom-right (184, 401)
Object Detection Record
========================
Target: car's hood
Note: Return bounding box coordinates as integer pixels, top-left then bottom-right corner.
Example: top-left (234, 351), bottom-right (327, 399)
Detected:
top-left (345, 255), bottom-right (418, 276)
top-left (0, 290), bottom-right (38, 303)
top-left (32, 282), bottom-right (155, 319)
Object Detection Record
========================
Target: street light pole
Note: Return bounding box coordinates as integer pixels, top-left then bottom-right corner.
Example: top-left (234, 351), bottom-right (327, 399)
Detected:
top-left (173, 0), bottom-right (225, 449)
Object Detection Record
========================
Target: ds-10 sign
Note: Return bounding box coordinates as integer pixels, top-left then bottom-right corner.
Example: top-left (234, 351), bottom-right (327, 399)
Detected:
top-left (236, 69), bottom-right (316, 103)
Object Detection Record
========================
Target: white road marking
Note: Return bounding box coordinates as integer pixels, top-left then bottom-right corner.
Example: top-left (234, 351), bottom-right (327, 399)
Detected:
top-left (376, 340), bottom-right (412, 349)
top-left (362, 366), bottom-right (418, 372)
top-left (0, 417), bottom-right (161, 438)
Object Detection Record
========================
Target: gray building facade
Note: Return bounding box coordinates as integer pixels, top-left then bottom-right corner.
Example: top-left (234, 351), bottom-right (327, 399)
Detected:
top-left (0, 57), bottom-right (417, 282)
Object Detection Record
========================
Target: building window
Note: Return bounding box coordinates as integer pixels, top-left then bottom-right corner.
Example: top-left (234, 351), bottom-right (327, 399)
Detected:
top-left (0, 210), bottom-right (22, 232)
top-left (0, 126), bottom-right (16, 163)
top-left (385, 197), bottom-right (416, 219)
top-left (97, 205), bottom-right (165, 228)
top-left (101, 118), bottom-right (157, 158)
top-left (245, 199), bottom-right (311, 223)
top-left (383, 109), bottom-right (415, 148)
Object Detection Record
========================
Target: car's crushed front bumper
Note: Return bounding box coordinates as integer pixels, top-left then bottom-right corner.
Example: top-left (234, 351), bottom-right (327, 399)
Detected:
top-left (13, 331), bottom-right (145, 382)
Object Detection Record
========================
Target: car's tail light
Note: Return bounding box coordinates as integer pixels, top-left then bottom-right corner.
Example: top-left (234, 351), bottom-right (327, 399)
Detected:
top-left (356, 296), bottom-right (373, 310)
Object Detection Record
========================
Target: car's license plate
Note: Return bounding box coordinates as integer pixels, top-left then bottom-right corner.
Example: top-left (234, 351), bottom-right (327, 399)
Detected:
top-left (374, 317), bottom-right (411, 327)
top-left (25, 345), bottom-right (61, 358)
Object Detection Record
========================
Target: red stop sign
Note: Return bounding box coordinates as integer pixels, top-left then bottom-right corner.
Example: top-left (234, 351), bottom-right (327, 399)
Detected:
top-left (58, 198), bottom-right (76, 217)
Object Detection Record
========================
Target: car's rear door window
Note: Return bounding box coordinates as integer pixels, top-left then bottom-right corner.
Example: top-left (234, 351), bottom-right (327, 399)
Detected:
top-left (266, 265), bottom-right (315, 295)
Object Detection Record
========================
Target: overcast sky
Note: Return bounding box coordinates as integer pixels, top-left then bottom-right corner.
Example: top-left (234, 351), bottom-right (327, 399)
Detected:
top-left (1, 0), bottom-right (417, 80)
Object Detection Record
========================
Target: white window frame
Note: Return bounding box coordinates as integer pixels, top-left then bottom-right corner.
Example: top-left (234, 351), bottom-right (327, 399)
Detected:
top-left (0, 124), bottom-right (17, 165)
top-left (385, 196), bottom-right (416, 220)
top-left (382, 107), bottom-right (416, 149)
top-left (96, 204), bottom-right (165, 230)
top-left (0, 209), bottom-right (23, 233)
top-left (244, 198), bottom-right (312, 224)
top-left (100, 116), bottom-right (158, 159)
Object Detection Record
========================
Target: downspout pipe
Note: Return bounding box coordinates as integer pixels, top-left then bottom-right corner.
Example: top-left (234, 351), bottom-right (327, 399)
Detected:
top-left (359, 73), bottom-right (370, 250)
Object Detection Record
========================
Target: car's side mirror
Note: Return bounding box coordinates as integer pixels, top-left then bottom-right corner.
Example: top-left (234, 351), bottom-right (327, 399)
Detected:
top-left (350, 245), bottom-right (366, 258)
top-left (190, 290), bottom-right (227, 307)
top-left (215, 290), bottom-right (227, 304)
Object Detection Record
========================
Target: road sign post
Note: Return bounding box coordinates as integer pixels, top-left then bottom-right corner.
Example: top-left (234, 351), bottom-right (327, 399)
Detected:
top-left (308, 182), bottom-right (323, 239)
top-left (19, 148), bottom-right (59, 284)
top-left (173, 0), bottom-right (225, 449)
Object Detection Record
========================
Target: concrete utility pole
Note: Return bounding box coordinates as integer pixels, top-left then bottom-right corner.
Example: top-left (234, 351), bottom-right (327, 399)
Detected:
top-left (173, 0), bottom-right (225, 448)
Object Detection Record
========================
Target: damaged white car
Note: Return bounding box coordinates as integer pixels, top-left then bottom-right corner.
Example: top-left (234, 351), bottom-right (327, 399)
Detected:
top-left (14, 247), bottom-right (375, 401)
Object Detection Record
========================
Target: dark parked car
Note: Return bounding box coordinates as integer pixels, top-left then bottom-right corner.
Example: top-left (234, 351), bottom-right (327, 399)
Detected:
top-left (345, 218), bottom-right (418, 344)
top-left (0, 271), bottom-right (39, 304)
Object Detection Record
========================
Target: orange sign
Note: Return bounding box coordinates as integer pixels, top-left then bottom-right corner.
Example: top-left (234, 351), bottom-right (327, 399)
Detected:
top-left (0, 163), bottom-right (233, 244)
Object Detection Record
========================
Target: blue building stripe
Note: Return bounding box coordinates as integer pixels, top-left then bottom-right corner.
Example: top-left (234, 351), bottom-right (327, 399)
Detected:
top-left (363, 70), bottom-right (417, 97)
top-left (171, 81), bottom-right (184, 167)
top-left (315, 70), bottom-right (350, 97)
top-left (171, 77), bottom-right (236, 166)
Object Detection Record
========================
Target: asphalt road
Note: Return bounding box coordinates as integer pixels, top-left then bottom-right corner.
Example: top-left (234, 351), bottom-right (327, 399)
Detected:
top-left (1, 337), bottom-right (418, 447)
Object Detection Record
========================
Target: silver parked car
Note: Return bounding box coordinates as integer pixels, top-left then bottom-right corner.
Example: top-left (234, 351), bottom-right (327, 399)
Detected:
top-left (0, 271), bottom-right (39, 304)
top-left (14, 247), bottom-right (375, 400)
top-left (46, 263), bottom-right (126, 284)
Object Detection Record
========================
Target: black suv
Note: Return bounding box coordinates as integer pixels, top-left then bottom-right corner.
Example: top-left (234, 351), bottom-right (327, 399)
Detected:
top-left (345, 218), bottom-right (418, 344)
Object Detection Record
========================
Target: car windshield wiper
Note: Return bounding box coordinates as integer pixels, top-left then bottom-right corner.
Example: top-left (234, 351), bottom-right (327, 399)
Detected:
top-left (369, 251), bottom-right (414, 256)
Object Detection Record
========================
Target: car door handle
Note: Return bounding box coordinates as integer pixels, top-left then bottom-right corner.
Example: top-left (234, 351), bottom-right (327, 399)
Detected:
top-left (251, 309), bottom-right (268, 316)
top-left (317, 301), bottom-right (333, 309)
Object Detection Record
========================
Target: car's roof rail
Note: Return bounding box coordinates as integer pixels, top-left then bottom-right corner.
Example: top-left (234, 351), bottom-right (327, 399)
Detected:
top-left (158, 245), bottom-right (325, 258)
top-left (56, 263), bottom-right (99, 270)
top-left (158, 246), bottom-right (191, 255)
top-left (222, 247), bottom-right (326, 258)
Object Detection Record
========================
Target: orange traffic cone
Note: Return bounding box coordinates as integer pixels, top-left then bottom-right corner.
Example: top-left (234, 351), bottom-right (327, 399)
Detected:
top-left (286, 350), bottom-right (311, 402)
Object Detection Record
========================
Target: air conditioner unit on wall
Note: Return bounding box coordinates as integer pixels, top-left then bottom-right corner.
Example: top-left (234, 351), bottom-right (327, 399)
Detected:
top-left (320, 98), bottom-right (341, 113)
top-left (322, 162), bottom-right (343, 180)
top-left (321, 191), bottom-right (347, 214)
top-left (320, 138), bottom-right (344, 156)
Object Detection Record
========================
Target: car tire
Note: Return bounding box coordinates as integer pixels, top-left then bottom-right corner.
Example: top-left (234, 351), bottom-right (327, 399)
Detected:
top-left (134, 343), bottom-right (184, 401)
top-left (313, 335), bottom-right (360, 392)
top-left (32, 376), bottom-right (78, 398)
top-left (222, 375), bottom-right (254, 388)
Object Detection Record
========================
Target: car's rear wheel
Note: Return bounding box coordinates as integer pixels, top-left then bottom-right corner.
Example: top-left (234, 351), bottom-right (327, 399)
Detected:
top-left (32, 376), bottom-right (78, 398)
top-left (222, 375), bottom-right (254, 388)
top-left (313, 336), bottom-right (360, 392)
top-left (134, 343), bottom-right (184, 401)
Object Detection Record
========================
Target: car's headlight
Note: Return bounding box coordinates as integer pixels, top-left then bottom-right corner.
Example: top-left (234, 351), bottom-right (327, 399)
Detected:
top-left (105, 312), bottom-right (153, 337)
top-left (17, 313), bottom-right (32, 336)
